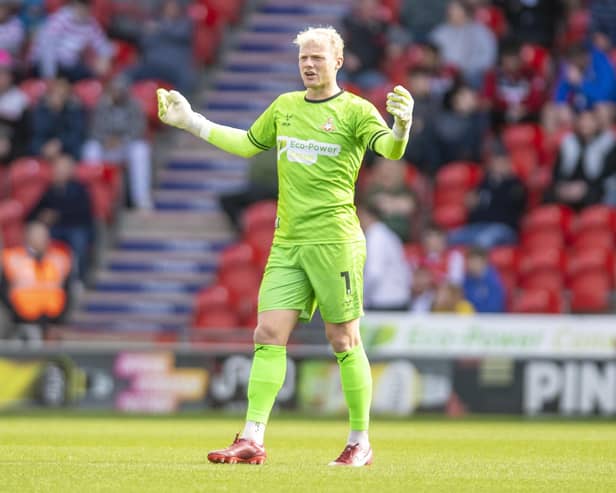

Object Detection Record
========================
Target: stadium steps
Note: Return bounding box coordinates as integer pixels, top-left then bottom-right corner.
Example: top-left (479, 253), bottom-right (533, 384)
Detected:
top-left (63, 0), bottom-right (354, 339)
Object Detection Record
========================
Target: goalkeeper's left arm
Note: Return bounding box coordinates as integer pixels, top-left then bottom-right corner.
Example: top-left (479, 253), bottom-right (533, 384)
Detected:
top-left (373, 85), bottom-right (414, 161)
top-left (156, 89), bottom-right (261, 158)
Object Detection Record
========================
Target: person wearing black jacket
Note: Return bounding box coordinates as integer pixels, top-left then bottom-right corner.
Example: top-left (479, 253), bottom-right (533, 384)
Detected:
top-left (545, 107), bottom-right (616, 211)
top-left (449, 139), bottom-right (527, 248)
top-left (28, 154), bottom-right (94, 281)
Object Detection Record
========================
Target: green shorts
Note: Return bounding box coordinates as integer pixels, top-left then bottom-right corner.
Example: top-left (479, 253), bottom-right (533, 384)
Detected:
top-left (258, 241), bottom-right (366, 323)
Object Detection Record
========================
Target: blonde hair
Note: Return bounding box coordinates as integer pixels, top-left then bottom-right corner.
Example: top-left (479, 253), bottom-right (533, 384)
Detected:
top-left (293, 26), bottom-right (344, 59)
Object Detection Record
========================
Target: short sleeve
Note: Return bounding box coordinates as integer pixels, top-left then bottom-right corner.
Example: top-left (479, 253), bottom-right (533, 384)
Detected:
top-left (247, 97), bottom-right (279, 151)
top-left (355, 100), bottom-right (390, 153)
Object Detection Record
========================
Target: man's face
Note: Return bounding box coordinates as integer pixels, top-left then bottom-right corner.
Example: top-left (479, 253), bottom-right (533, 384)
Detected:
top-left (467, 255), bottom-right (486, 276)
top-left (424, 231), bottom-right (445, 254)
top-left (27, 224), bottom-right (50, 254)
top-left (298, 38), bottom-right (341, 91)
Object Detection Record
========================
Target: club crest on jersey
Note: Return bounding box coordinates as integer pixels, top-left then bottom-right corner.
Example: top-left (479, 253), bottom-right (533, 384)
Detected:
top-left (321, 117), bottom-right (335, 132)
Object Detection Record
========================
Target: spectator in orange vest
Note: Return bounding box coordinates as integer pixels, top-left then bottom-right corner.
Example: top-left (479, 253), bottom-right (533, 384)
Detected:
top-left (0, 221), bottom-right (72, 340)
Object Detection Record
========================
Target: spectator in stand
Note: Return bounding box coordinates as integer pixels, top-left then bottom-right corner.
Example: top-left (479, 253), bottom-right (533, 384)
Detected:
top-left (30, 76), bottom-right (86, 160)
top-left (408, 265), bottom-right (436, 313)
top-left (462, 246), bottom-right (506, 313)
top-left (545, 105), bottom-right (616, 211)
top-left (362, 157), bottom-right (419, 242)
top-left (432, 83), bottom-right (487, 169)
top-left (554, 43), bottom-right (616, 115)
top-left (432, 282), bottom-right (475, 313)
top-left (358, 203), bottom-right (410, 311)
top-left (429, 0), bottom-right (497, 88)
top-left (0, 221), bottom-right (72, 340)
top-left (417, 224), bottom-right (465, 285)
top-left (417, 42), bottom-right (460, 101)
top-left (400, 0), bottom-right (450, 43)
top-left (340, 0), bottom-right (389, 91)
top-left (402, 68), bottom-right (442, 175)
top-left (126, 0), bottom-right (195, 93)
top-left (482, 39), bottom-right (547, 131)
top-left (494, 0), bottom-right (563, 48)
top-left (0, 50), bottom-right (28, 165)
top-left (28, 154), bottom-right (94, 282)
top-left (29, 0), bottom-right (112, 82)
top-left (449, 138), bottom-right (526, 249)
top-left (590, 0), bottom-right (616, 52)
top-left (0, 1), bottom-right (25, 58)
top-left (19, 0), bottom-right (47, 35)
top-left (82, 74), bottom-right (152, 209)
top-left (603, 149), bottom-right (616, 206)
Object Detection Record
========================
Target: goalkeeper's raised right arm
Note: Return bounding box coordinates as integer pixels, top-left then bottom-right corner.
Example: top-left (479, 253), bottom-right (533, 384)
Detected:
top-left (157, 88), bottom-right (261, 158)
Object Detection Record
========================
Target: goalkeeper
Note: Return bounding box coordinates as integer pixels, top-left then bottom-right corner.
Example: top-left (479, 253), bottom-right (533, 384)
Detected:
top-left (157, 26), bottom-right (413, 467)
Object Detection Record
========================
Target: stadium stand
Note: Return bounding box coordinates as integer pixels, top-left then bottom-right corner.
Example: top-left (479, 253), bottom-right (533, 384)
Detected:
top-left (0, 0), bottom-right (615, 343)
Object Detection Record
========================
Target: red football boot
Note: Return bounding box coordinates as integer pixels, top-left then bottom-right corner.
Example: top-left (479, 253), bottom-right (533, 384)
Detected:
top-left (328, 443), bottom-right (373, 467)
top-left (207, 434), bottom-right (267, 465)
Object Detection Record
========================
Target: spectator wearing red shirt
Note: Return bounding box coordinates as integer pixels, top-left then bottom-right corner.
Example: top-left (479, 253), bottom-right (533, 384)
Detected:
top-left (482, 39), bottom-right (547, 130)
top-left (415, 224), bottom-right (465, 286)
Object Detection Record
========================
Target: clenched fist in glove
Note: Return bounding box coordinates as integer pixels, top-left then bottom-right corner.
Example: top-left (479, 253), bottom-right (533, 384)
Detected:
top-left (386, 85), bottom-right (414, 139)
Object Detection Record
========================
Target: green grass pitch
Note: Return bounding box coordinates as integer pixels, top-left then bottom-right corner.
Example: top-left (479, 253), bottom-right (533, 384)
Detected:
top-left (1, 414), bottom-right (616, 492)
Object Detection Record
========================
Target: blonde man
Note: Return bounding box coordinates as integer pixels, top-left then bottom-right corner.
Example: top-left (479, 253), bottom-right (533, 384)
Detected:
top-left (157, 26), bottom-right (414, 467)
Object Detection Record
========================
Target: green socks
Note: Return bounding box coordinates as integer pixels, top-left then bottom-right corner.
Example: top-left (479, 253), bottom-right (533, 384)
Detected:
top-left (335, 344), bottom-right (372, 431)
top-left (246, 344), bottom-right (287, 423)
top-left (245, 343), bottom-right (371, 433)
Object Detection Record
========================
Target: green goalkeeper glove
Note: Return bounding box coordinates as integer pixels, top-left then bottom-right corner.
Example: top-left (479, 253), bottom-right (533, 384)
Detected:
top-left (386, 85), bottom-right (414, 139)
top-left (157, 88), bottom-right (211, 138)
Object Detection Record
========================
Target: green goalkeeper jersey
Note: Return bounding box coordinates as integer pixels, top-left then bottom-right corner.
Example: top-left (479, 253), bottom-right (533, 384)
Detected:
top-left (247, 90), bottom-right (391, 245)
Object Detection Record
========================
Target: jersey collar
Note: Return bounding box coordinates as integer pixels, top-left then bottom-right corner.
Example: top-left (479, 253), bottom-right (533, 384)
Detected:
top-left (304, 89), bottom-right (345, 104)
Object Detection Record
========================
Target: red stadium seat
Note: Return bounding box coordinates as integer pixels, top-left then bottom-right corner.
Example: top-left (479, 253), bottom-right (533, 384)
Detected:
top-left (8, 157), bottom-right (51, 214)
top-left (520, 204), bottom-right (574, 236)
top-left (512, 288), bottom-right (562, 314)
top-left (74, 164), bottom-right (118, 222)
top-left (521, 229), bottom-right (565, 251)
top-left (218, 263), bottom-right (261, 300)
top-left (245, 226), bottom-right (274, 271)
top-left (518, 247), bottom-right (566, 279)
top-left (242, 200), bottom-right (277, 234)
top-left (218, 242), bottom-right (256, 272)
top-left (194, 284), bottom-right (231, 314)
top-left (519, 270), bottom-right (564, 294)
top-left (234, 286), bottom-right (259, 329)
top-left (131, 79), bottom-right (173, 128)
top-left (572, 205), bottom-right (616, 237)
top-left (435, 161), bottom-right (483, 191)
top-left (489, 245), bottom-right (518, 275)
top-left (193, 309), bottom-right (240, 329)
top-left (193, 21), bottom-right (223, 65)
top-left (0, 199), bottom-right (24, 247)
top-left (567, 247), bottom-right (614, 287)
top-left (73, 78), bottom-right (103, 109)
top-left (433, 203), bottom-right (467, 230)
top-left (475, 5), bottom-right (507, 38)
top-left (433, 187), bottom-right (467, 207)
top-left (572, 229), bottom-right (614, 251)
top-left (510, 147), bottom-right (539, 183)
top-left (111, 40), bottom-right (139, 75)
top-left (520, 43), bottom-right (552, 78)
top-left (502, 123), bottom-right (542, 152)
top-left (570, 272), bottom-right (611, 313)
